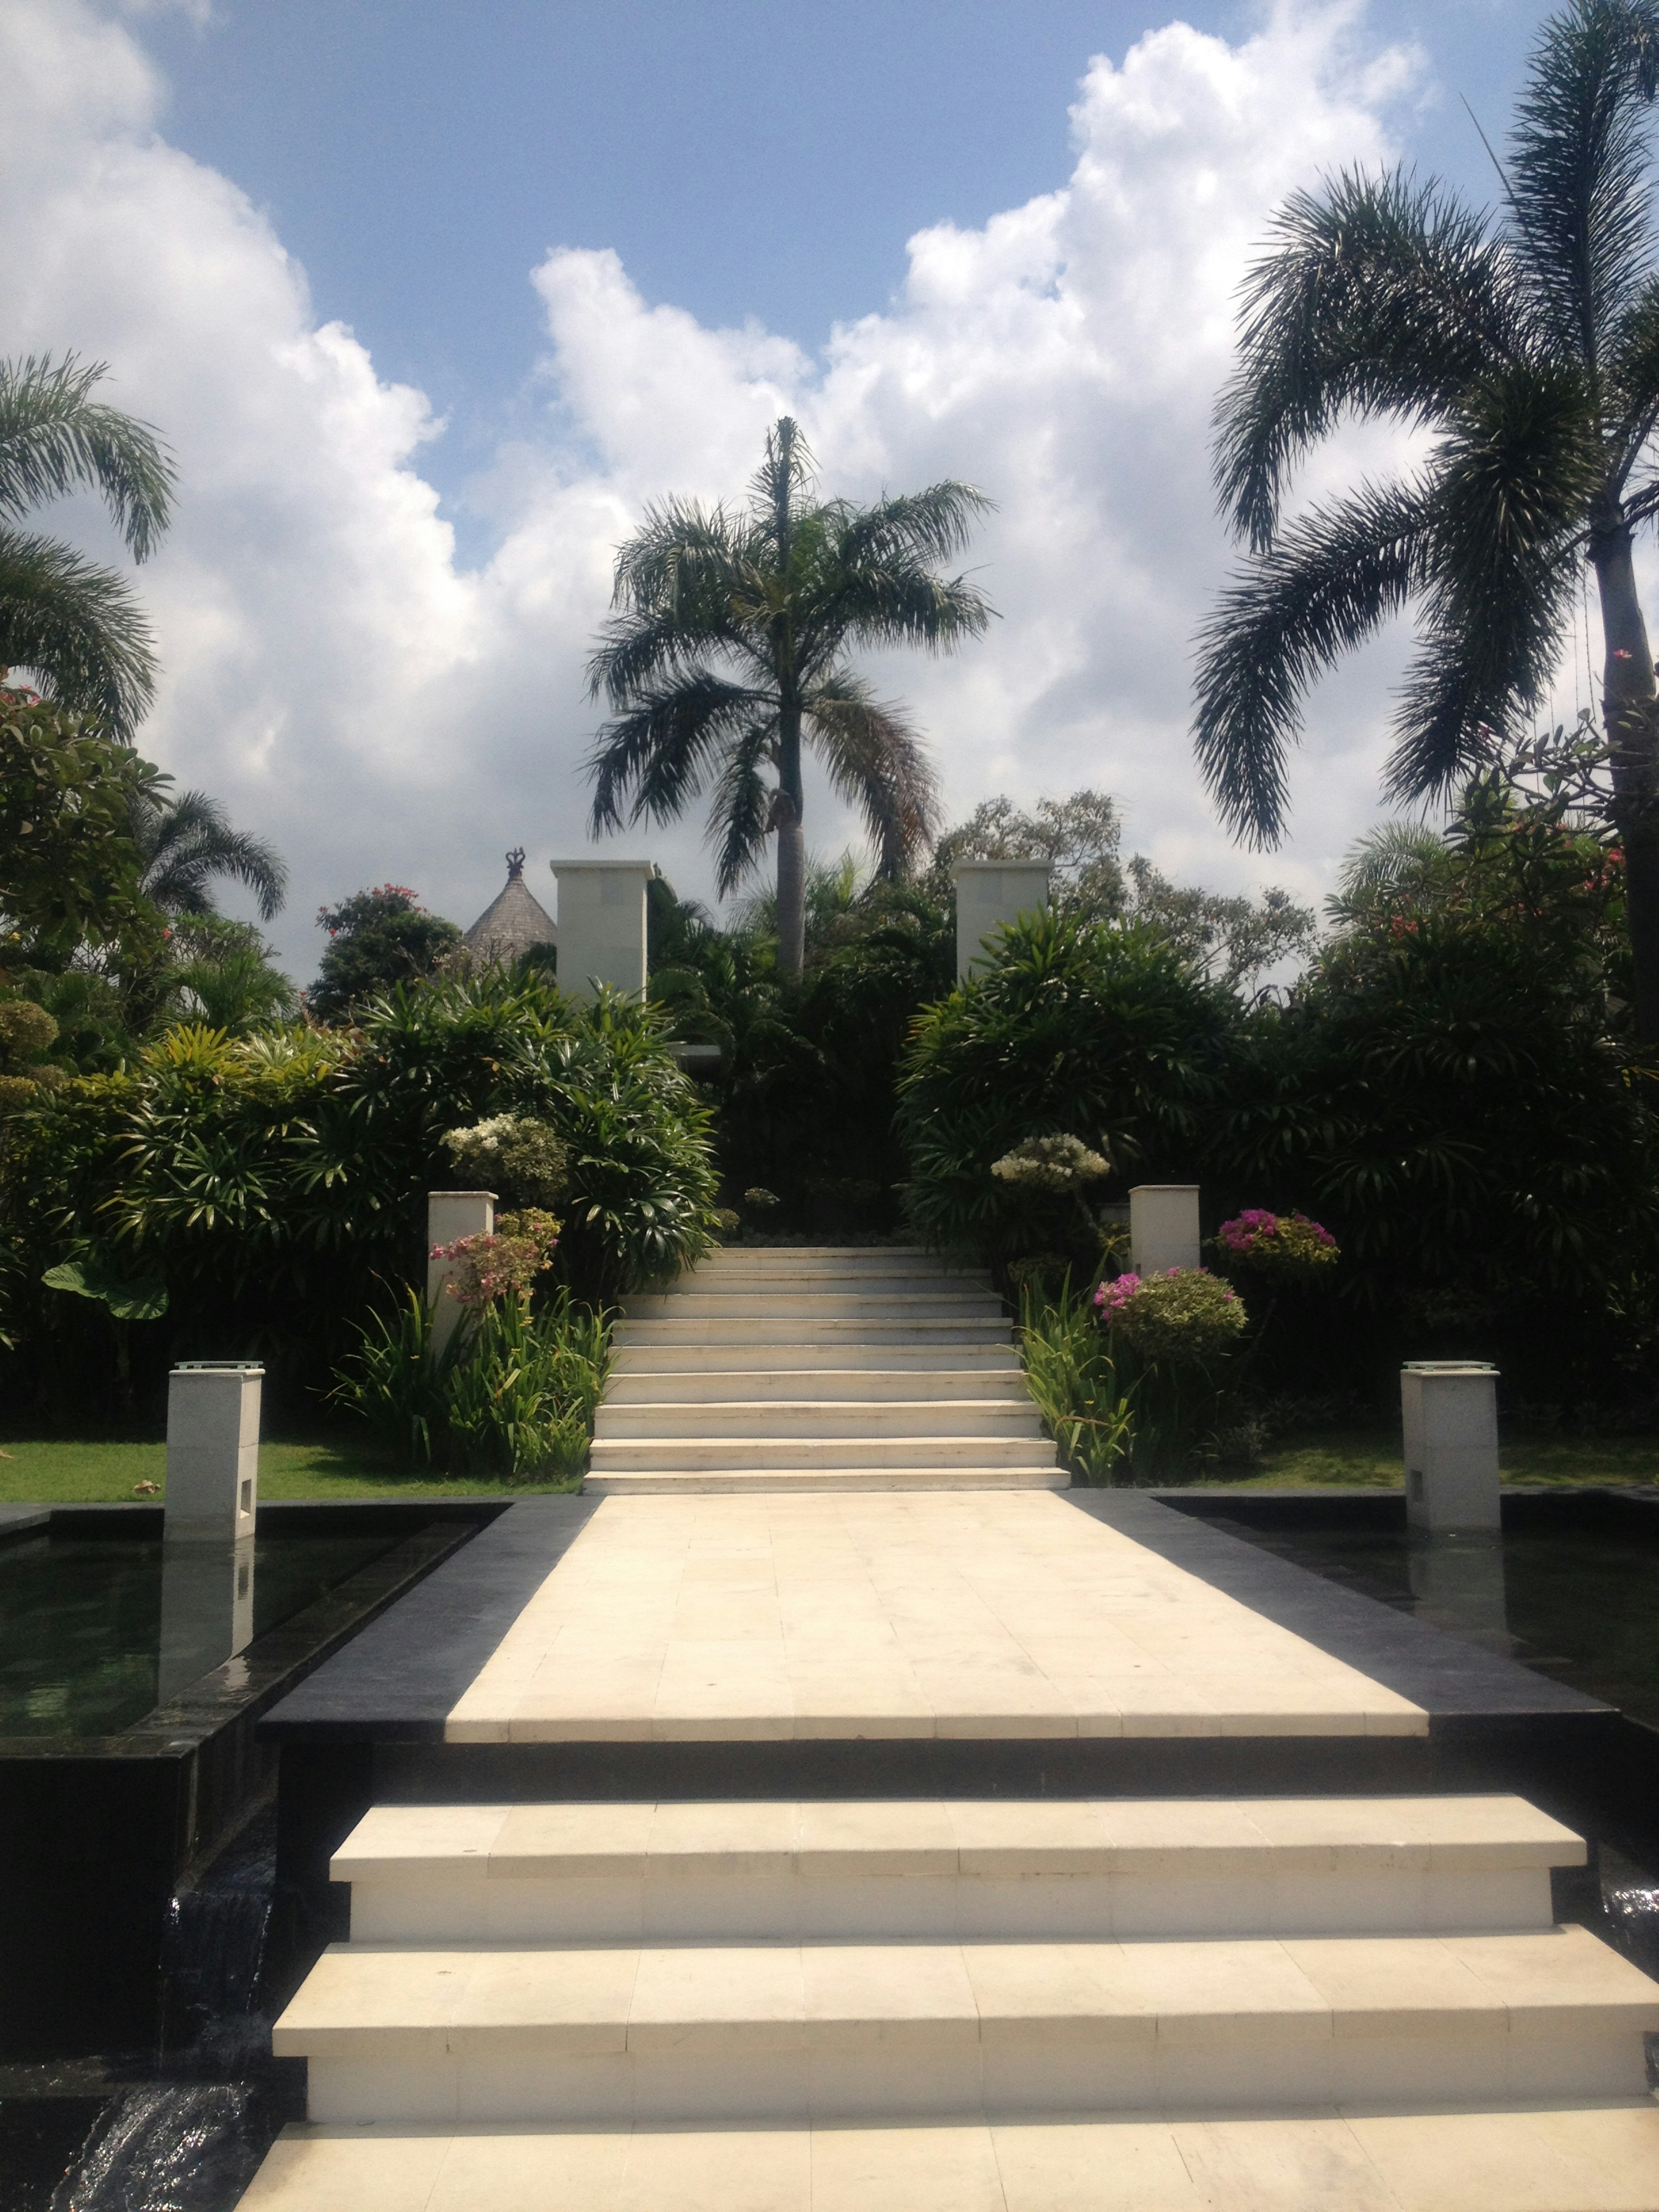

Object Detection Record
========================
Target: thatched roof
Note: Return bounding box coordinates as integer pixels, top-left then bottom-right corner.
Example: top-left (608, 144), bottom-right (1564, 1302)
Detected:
top-left (464, 849), bottom-right (557, 967)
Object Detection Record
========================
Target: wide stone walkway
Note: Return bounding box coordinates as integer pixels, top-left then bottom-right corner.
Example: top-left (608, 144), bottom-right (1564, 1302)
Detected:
top-left (444, 1491), bottom-right (1426, 1743)
top-left (248, 1246), bottom-right (1659, 2210)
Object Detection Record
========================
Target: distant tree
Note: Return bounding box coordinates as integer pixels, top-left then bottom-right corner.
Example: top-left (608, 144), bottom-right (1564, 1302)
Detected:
top-left (0, 692), bottom-right (159, 948)
top-left (308, 885), bottom-right (461, 1022)
top-left (0, 355), bottom-right (175, 737)
top-left (586, 416), bottom-right (991, 983)
top-left (1194, 0), bottom-right (1659, 1037)
top-left (132, 787), bottom-right (288, 922)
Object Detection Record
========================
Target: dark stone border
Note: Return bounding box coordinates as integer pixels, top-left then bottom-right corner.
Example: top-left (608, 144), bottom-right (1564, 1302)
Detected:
top-left (1, 1508), bottom-right (490, 2059)
top-left (259, 1497), bottom-right (602, 1743)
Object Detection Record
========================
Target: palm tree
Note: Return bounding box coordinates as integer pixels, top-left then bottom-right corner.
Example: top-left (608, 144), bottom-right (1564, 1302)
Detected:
top-left (1192, 0), bottom-right (1659, 1036)
top-left (0, 354), bottom-right (175, 737)
top-left (132, 786), bottom-right (288, 920)
top-left (586, 416), bottom-right (992, 981)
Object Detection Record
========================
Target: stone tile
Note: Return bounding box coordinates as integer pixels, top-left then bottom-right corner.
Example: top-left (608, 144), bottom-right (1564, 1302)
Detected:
top-left (628, 1943), bottom-right (805, 2052)
top-left (800, 1942), bottom-right (978, 2048)
top-left (618, 2124), bottom-right (811, 2212)
top-left (492, 1802), bottom-right (655, 1876)
top-left (990, 2116), bottom-right (1205, 2211)
top-left (237, 2125), bottom-right (454, 2212)
top-left (810, 2119), bottom-right (1006, 2210)
top-left (425, 2126), bottom-right (631, 2212)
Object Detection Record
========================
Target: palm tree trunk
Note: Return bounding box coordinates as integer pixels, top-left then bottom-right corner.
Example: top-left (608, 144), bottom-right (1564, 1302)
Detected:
top-left (1593, 525), bottom-right (1659, 1042)
top-left (774, 712), bottom-right (806, 984)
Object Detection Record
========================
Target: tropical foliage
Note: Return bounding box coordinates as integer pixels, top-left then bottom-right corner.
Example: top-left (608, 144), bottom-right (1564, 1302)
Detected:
top-left (587, 416), bottom-right (991, 981)
top-left (307, 884), bottom-right (463, 1022)
top-left (0, 354), bottom-right (174, 737)
top-left (1195, 0), bottom-right (1659, 1035)
top-left (0, 975), bottom-right (717, 1426)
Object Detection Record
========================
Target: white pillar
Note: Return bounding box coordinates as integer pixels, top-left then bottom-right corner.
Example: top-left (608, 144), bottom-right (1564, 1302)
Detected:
top-left (1129, 1185), bottom-right (1201, 1274)
top-left (428, 1189), bottom-right (495, 1358)
top-left (951, 859), bottom-right (1051, 982)
top-left (165, 1362), bottom-right (262, 1542)
top-left (1401, 1362), bottom-right (1501, 1531)
top-left (549, 859), bottom-right (653, 998)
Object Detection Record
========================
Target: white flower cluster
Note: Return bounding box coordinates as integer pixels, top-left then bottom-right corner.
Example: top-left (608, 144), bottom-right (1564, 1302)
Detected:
top-left (991, 1133), bottom-right (1111, 1192)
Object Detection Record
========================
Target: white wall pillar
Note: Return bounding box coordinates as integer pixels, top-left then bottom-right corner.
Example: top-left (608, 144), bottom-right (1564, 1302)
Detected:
top-left (549, 859), bottom-right (653, 998)
top-left (1401, 1362), bottom-right (1501, 1531)
top-left (428, 1189), bottom-right (495, 1358)
top-left (1129, 1185), bottom-right (1201, 1274)
top-left (165, 1362), bottom-right (262, 1542)
top-left (951, 859), bottom-right (1051, 982)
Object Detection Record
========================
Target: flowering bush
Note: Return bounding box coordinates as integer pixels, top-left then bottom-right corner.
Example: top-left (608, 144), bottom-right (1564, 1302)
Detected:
top-left (990, 1132), bottom-right (1110, 1192)
top-left (442, 1113), bottom-right (569, 1210)
top-left (1214, 1208), bottom-right (1338, 1284)
top-left (1093, 1266), bottom-right (1246, 1367)
top-left (431, 1207), bottom-right (561, 1311)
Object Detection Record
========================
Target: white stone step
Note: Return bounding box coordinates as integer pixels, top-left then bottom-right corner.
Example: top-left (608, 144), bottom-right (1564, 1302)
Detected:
top-left (622, 1292), bottom-right (1005, 1320)
top-left (594, 1400), bottom-right (1046, 1440)
top-left (695, 1245), bottom-right (936, 1266)
top-left (587, 1433), bottom-right (1060, 1471)
top-left (237, 2101), bottom-right (1659, 2212)
top-left (610, 1342), bottom-right (1021, 1375)
top-left (583, 1465), bottom-right (1071, 1493)
top-left (606, 1365), bottom-right (1029, 1402)
top-left (332, 1797), bottom-right (1585, 1946)
top-left (276, 1925), bottom-right (1659, 2123)
top-left (613, 1318), bottom-right (1011, 1345)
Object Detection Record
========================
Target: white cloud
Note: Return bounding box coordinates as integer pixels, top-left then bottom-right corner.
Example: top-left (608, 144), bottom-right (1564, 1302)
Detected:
top-left (0, 0), bottom-right (1433, 976)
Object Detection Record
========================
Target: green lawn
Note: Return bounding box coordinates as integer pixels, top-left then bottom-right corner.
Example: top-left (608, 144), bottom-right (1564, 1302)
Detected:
top-left (0, 1434), bottom-right (580, 1503)
top-left (0, 1427), bottom-right (1653, 1505)
top-left (1223, 1429), bottom-right (1659, 1491)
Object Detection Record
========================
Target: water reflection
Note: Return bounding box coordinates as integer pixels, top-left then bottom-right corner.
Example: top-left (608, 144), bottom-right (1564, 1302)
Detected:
top-left (157, 1539), bottom-right (256, 1706)
top-left (1405, 1531), bottom-right (1513, 1654)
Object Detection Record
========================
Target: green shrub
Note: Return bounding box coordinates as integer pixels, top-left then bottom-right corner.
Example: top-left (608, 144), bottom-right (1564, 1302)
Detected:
top-left (1017, 1280), bottom-right (1135, 1484)
top-left (0, 972), bottom-right (715, 1423)
top-left (331, 1285), bottom-right (610, 1483)
top-left (898, 910), bottom-right (1235, 1259)
top-left (441, 1115), bottom-right (569, 1209)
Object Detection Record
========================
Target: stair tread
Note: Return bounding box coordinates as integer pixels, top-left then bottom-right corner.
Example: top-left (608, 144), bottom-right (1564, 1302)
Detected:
top-left (331, 1796), bottom-right (1587, 1881)
top-left (274, 1928), bottom-right (1659, 2053)
top-left (238, 2102), bottom-right (1659, 2212)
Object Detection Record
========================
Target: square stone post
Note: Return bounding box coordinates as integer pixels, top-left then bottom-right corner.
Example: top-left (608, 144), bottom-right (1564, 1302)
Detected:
top-left (1129, 1185), bottom-right (1201, 1274)
top-left (951, 859), bottom-right (1051, 982)
top-left (165, 1362), bottom-right (262, 1542)
top-left (549, 859), bottom-right (653, 998)
top-left (1401, 1362), bottom-right (1500, 1531)
top-left (428, 1189), bottom-right (495, 1359)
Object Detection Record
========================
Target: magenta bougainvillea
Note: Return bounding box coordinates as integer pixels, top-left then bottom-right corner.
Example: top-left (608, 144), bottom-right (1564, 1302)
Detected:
top-left (1214, 1208), bottom-right (1339, 1283)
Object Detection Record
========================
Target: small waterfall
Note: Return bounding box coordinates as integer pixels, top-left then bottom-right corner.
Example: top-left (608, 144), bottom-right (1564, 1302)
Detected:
top-left (1606, 1885), bottom-right (1659, 1978)
top-left (48, 2086), bottom-right (267, 2212)
top-left (159, 1813), bottom-right (275, 2069)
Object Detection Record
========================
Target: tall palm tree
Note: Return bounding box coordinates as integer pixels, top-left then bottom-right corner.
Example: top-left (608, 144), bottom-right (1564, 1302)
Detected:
top-left (132, 786), bottom-right (288, 920)
top-left (0, 353), bottom-right (175, 738)
top-left (586, 417), bottom-right (992, 982)
top-left (1192, 0), bottom-right (1659, 1036)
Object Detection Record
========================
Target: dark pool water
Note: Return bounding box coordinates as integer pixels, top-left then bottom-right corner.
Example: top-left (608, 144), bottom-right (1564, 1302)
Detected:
top-left (1206, 1518), bottom-right (1659, 1729)
top-left (0, 1532), bottom-right (397, 1737)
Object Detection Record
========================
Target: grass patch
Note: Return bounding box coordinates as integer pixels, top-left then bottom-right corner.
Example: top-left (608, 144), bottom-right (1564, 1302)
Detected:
top-left (1216, 1429), bottom-right (1659, 1490)
top-left (0, 1434), bottom-right (580, 1504)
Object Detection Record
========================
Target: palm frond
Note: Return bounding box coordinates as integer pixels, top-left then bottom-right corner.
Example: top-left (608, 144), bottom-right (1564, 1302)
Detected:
top-left (806, 676), bottom-right (942, 879)
top-left (1193, 481), bottom-right (1433, 845)
top-left (1506, 0), bottom-right (1659, 373)
top-left (135, 789), bottom-right (289, 920)
top-left (747, 416), bottom-right (816, 554)
top-left (708, 721), bottom-right (779, 896)
top-left (827, 482), bottom-right (996, 571)
top-left (1607, 267), bottom-right (1659, 463)
top-left (587, 673), bottom-right (773, 835)
top-left (0, 354), bottom-right (175, 559)
top-left (800, 555), bottom-right (994, 671)
top-left (1215, 169), bottom-right (1525, 553)
top-left (0, 526), bottom-right (157, 737)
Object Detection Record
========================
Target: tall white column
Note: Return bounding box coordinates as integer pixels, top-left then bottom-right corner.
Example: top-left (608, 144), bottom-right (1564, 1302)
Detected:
top-left (549, 859), bottom-right (654, 998)
top-left (951, 859), bottom-right (1051, 982)
top-left (165, 1362), bottom-right (262, 1542)
top-left (427, 1189), bottom-right (495, 1358)
top-left (1129, 1185), bottom-right (1201, 1274)
top-left (1401, 1362), bottom-right (1501, 1531)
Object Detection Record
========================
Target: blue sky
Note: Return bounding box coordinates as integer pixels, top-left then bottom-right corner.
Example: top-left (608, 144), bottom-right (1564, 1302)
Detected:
top-left (142, 1), bottom-right (1554, 538)
top-left (2, 2), bottom-right (1592, 973)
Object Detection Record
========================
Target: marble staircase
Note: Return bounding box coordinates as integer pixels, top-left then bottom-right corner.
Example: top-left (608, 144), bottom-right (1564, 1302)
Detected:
top-left (591, 1245), bottom-right (1065, 1493)
top-left (257, 1792), bottom-right (1659, 2207)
